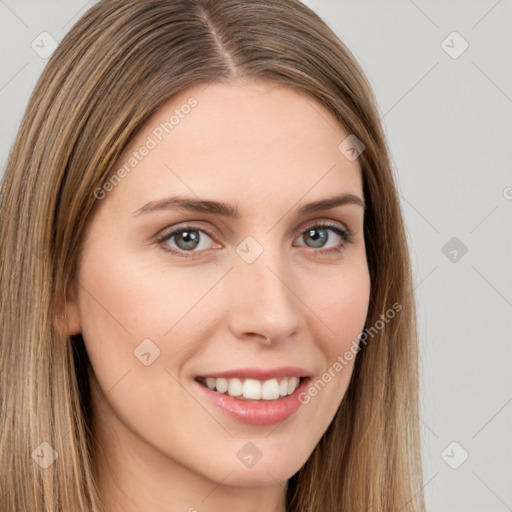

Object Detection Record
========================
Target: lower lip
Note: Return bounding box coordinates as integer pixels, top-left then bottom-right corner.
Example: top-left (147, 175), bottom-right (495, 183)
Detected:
top-left (193, 377), bottom-right (311, 426)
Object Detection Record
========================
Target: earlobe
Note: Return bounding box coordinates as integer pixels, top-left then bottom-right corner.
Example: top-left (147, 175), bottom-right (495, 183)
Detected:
top-left (61, 304), bottom-right (82, 336)
top-left (54, 281), bottom-right (82, 336)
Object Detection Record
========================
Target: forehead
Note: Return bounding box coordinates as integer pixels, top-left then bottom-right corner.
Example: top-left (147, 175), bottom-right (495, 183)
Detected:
top-left (104, 79), bottom-right (363, 214)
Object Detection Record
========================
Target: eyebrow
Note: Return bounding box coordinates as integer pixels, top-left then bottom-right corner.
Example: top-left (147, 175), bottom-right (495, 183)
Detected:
top-left (132, 193), bottom-right (366, 218)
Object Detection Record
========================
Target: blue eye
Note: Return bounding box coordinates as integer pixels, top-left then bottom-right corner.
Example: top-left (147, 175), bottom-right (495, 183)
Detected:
top-left (295, 224), bottom-right (351, 251)
top-left (156, 222), bottom-right (353, 259)
top-left (158, 227), bottom-right (216, 254)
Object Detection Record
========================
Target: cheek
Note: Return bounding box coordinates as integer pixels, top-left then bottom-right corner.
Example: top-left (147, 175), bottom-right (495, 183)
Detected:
top-left (299, 257), bottom-right (370, 399)
top-left (74, 244), bottom-right (234, 441)
top-left (75, 248), bottom-right (217, 445)
top-left (305, 256), bottom-right (371, 348)
top-left (76, 247), bottom-right (220, 356)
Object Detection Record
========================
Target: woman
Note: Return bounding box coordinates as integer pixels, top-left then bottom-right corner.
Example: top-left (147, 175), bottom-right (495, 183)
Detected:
top-left (0, 1), bottom-right (425, 511)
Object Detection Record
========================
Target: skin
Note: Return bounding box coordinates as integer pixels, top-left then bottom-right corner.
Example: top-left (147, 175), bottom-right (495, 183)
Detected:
top-left (63, 78), bottom-right (371, 512)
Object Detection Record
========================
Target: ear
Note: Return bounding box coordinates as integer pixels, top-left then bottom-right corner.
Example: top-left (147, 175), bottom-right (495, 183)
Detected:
top-left (54, 277), bottom-right (82, 336)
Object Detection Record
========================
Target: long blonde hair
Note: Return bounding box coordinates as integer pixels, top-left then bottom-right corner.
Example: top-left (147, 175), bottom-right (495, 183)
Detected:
top-left (0, 1), bottom-right (425, 510)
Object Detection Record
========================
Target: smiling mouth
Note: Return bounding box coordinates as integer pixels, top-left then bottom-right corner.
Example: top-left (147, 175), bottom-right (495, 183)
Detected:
top-left (195, 376), bottom-right (307, 401)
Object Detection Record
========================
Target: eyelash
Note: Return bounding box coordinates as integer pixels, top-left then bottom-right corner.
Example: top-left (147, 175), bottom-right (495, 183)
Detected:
top-left (155, 221), bottom-right (354, 259)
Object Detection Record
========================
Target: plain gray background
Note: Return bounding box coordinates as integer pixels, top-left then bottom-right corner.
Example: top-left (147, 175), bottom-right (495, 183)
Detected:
top-left (1, 1), bottom-right (511, 510)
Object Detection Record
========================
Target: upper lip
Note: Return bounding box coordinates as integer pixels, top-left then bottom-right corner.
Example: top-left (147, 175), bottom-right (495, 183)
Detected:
top-left (198, 366), bottom-right (313, 380)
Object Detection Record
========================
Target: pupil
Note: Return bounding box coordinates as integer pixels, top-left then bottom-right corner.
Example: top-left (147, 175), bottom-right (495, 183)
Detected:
top-left (306, 228), bottom-right (327, 248)
top-left (177, 230), bottom-right (199, 250)
top-left (173, 228), bottom-right (329, 251)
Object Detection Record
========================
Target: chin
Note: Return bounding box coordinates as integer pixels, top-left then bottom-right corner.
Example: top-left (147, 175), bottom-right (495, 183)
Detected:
top-left (200, 448), bottom-right (308, 488)
top-left (222, 463), bottom-right (300, 488)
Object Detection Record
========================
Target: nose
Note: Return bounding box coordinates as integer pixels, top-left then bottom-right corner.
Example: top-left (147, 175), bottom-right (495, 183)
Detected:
top-left (227, 244), bottom-right (300, 344)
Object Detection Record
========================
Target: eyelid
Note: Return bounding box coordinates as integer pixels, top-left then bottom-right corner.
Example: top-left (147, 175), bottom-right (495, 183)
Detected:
top-left (155, 217), bottom-right (353, 258)
top-left (156, 221), bottom-right (218, 240)
top-left (294, 218), bottom-right (349, 237)
top-left (157, 218), bottom-right (349, 242)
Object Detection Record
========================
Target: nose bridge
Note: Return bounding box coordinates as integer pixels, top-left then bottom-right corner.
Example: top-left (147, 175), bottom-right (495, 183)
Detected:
top-left (229, 236), bottom-right (299, 341)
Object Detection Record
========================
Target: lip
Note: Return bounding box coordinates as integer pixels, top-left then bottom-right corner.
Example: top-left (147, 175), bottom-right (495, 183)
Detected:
top-left (198, 366), bottom-right (313, 380)
top-left (193, 375), bottom-right (312, 426)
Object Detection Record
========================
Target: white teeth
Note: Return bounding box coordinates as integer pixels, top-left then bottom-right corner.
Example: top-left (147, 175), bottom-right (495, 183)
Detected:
top-left (215, 378), bottom-right (228, 393)
top-left (202, 376), bottom-right (302, 400)
top-left (279, 378), bottom-right (288, 396)
top-left (287, 377), bottom-right (299, 394)
top-left (228, 377), bottom-right (243, 396)
top-left (243, 378), bottom-right (261, 399)
top-left (261, 378), bottom-right (280, 400)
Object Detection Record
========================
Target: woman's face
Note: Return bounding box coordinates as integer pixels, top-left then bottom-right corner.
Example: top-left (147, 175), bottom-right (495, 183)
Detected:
top-left (66, 79), bottom-right (370, 492)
